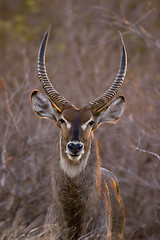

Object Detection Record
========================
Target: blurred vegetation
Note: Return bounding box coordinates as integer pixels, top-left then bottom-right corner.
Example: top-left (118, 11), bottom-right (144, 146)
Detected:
top-left (0, 0), bottom-right (160, 239)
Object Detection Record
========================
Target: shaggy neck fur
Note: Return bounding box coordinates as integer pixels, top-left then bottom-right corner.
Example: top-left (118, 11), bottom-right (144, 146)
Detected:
top-left (50, 134), bottom-right (105, 239)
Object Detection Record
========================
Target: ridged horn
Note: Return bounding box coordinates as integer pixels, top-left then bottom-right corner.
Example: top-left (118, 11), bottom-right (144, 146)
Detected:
top-left (38, 26), bottom-right (71, 111)
top-left (86, 32), bottom-right (127, 113)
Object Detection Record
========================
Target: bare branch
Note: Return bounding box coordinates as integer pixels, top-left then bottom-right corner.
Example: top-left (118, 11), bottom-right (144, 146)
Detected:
top-left (3, 80), bottom-right (22, 139)
top-left (134, 136), bottom-right (160, 161)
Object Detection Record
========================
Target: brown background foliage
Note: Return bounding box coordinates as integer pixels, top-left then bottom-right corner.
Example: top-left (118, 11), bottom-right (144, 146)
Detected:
top-left (0, 0), bottom-right (160, 239)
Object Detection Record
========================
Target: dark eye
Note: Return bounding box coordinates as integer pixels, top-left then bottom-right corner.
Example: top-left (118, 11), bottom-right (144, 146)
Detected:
top-left (88, 120), bottom-right (95, 126)
top-left (59, 118), bottom-right (65, 124)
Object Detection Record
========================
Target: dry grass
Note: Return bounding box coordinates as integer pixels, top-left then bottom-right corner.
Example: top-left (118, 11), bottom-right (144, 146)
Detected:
top-left (0, 0), bottom-right (160, 239)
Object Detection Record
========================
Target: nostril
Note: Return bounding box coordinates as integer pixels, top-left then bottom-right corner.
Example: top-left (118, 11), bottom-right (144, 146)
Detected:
top-left (68, 143), bottom-right (75, 152)
top-left (76, 143), bottom-right (83, 151)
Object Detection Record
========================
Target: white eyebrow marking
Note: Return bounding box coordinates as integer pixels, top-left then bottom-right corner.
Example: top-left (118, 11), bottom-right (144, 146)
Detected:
top-left (61, 117), bottom-right (71, 129)
top-left (81, 117), bottom-right (93, 130)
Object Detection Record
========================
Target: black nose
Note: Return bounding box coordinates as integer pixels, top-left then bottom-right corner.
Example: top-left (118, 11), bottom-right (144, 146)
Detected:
top-left (67, 142), bottom-right (83, 155)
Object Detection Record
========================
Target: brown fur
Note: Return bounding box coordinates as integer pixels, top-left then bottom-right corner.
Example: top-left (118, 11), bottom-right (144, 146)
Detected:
top-left (31, 92), bottom-right (125, 239)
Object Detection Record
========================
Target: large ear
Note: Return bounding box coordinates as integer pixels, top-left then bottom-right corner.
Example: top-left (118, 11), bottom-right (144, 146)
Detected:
top-left (31, 90), bottom-right (60, 122)
top-left (96, 96), bottom-right (125, 125)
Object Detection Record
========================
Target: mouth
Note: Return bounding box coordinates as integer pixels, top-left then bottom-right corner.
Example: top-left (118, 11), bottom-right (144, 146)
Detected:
top-left (69, 153), bottom-right (80, 157)
top-left (67, 152), bottom-right (82, 161)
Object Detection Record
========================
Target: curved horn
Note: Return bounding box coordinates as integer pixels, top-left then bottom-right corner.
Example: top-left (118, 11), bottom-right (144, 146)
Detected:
top-left (38, 26), bottom-right (71, 111)
top-left (86, 32), bottom-right (127, 113)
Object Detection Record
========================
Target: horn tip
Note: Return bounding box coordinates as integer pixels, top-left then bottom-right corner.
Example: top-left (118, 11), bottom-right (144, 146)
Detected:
top-left (44, 25), bottom-right (51, 39)
top-left (38, 25), bottom-right (52, 61)
top-left (47, 24), bottom-right (51, 34)
top-left (118, 31), bottom-right (127, 66)
top-left (118, 31), bottom-right (125, 46)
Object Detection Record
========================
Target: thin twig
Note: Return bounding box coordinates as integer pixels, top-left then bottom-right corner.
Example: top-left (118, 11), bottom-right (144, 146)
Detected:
top-left (135, 146), bottom-right (160, 160)
top-left (2, 79), bottom-right (22, 139)
top-left (134, 136), bottom-right (160, 161)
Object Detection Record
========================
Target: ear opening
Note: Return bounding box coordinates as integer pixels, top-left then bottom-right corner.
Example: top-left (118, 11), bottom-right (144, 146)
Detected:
top-left (96, 96), bottom-right (125, 125)
top-left (31, 90), bottom-right (60, 122)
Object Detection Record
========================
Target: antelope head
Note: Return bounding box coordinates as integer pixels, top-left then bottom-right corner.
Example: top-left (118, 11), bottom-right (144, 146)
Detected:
top-left (31, 26), bottom-right (127, 177)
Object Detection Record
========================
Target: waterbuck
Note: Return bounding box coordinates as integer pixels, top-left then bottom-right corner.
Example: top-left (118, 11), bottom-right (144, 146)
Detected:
top-left (31, 26), bottom-right (127, 240)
